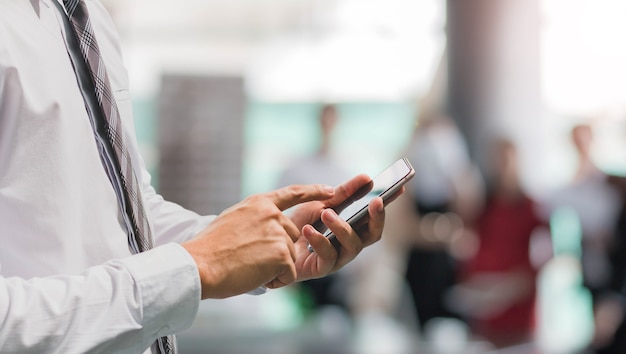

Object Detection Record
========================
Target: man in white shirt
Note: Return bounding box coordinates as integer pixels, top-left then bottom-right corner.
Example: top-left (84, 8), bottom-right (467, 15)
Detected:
top-left (0, 1), bottom-right (392, 352)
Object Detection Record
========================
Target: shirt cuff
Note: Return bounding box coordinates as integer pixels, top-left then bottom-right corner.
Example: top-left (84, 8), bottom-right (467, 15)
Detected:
top-left (247, 286), bottom-right (268, 295)
top-left (121, 243), bottom-right (201, 343)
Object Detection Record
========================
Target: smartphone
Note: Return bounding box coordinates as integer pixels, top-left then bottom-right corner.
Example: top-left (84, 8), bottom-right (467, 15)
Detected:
top-left (309, 157), bottom-right (415, 251)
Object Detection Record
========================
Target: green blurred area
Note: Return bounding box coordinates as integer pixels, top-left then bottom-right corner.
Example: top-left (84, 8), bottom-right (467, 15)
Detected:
top-left (243, 101), bottom-right (417, 197)
top-left (133, 98), bottom-right (417, 198)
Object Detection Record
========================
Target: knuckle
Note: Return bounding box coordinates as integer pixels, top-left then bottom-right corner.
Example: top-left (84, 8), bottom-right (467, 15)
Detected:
top-left (259, 202), bottom-right (274, 214)
top-left (274, 243), bottom-right (292, 262)
top-left (336, 183), bottom-right (349, 199)
top-left (245, 193), bottom-right (263, 205)
top-left (286, 184), bottom-right (306, 199)
top-left (258, 201), bottom-right (280, 219)
top-left (338, 222), bottom-right (352, 236)
top-left (346, 242), bottom-right (363, 256)
top-left (276, 245), bottom-right (290, 259)
top-left (345, 232), bottom-right (364, 254)
top-left (267, 224), bottom-right (284, 238)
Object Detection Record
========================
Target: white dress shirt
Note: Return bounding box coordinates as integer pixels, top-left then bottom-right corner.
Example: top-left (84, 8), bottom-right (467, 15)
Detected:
top-left (0, 0), bottom-right (217, 352)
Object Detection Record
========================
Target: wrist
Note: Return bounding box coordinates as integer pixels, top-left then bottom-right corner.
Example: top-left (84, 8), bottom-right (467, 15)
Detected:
top-left (181, 240), bottom-right (215, 299)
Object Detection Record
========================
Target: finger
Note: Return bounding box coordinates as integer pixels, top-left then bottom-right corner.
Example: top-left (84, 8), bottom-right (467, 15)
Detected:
top-left (382, 186), bottom-right (406, 206)
top-left (303, 224), bottom-right (337, 262)
top-left (280, 214), bottom-right (302, 243)
top-left (284, 231), bottom-right (298, 261)
top-left (265, 262), bottom-right (297, 289)
top-left (322, 209), bottom-right (362, 257)
top-left (363, 196), bottom-right (385, 247)
top-left (269, 184), bottom-right (335, 211)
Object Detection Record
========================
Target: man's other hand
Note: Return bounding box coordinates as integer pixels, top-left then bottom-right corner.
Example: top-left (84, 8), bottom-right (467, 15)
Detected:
top-left (182, 184), bottom-right (335, 299)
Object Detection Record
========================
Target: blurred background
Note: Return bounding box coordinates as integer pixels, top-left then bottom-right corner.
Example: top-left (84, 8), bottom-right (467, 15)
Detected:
top-left (101, 0), bottom-right (626, 353)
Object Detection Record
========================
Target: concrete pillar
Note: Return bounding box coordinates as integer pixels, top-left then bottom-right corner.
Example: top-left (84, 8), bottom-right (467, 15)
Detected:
top-left (446, 0), bottom-right (545, 192)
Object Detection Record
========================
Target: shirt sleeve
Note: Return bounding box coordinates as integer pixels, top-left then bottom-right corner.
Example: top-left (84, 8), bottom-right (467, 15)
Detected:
top-left (0, 243), bottom-right (200, 353)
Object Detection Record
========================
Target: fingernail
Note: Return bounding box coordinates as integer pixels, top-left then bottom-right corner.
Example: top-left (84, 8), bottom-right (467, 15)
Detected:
top-left (324, 185), bottom-right (335, 194)
top-left (303, 225), bottom-right (315, 237)
top-left (325, 209), bottom-right (338, 221)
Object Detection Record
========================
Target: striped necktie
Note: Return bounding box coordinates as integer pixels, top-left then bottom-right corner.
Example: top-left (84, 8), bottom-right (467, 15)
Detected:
top-left (56, 0), bottom-right (176, 352)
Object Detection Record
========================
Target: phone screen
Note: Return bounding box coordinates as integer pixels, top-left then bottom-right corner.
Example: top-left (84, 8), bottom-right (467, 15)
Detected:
top-left (311, 158), bottom-right (415, 249)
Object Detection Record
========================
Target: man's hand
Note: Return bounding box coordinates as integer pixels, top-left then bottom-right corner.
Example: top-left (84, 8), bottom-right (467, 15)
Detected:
top-left (290, 174), bottom-right (403, 281)
top-left (182, 184), bottom-right (335, 299)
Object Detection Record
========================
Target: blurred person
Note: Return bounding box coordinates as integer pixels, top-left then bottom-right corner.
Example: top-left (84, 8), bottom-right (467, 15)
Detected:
top-left (402, 112), bottom-right (483, 332)
top-left (448, 138), bottom-right (547, 348)
top-left (0, 2), bottom-right (398, 353)
top-left (543, 124), bottom-right (621, 296)
top-left (593, 174), bottom-right (626, 354)
top-left (276, 103), bottom-right (354, 313)
top-left (541, 124), bottom-right (623, 352)
top-left (277, 104), bottom-right (351, 189)
top-left (346, 191), bottom-right (428, 354)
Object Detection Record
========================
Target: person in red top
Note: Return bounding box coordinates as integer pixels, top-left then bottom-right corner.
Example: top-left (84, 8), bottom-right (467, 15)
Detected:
top-left (449, 138), bottom-right (547, 348)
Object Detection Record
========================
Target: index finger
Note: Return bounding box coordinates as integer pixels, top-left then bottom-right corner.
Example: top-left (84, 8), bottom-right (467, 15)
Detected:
top-left (269, 184), bottom-right (335, 211)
